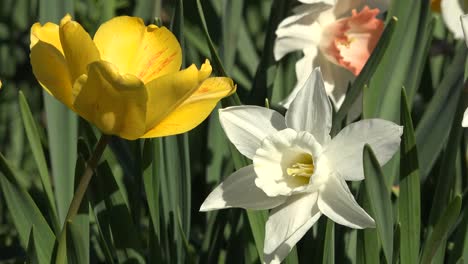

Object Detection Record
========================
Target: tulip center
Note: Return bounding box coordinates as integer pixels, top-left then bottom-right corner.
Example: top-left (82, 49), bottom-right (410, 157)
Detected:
top-left (319, 6), bottom-right (384, 76)
top-left (287, 153), bottom-right (315, 180)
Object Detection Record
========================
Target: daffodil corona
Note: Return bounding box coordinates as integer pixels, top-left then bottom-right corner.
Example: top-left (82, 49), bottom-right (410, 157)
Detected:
top-left (200, 69), bottom-right (403, 264)
top-left (30, 15), bottom-right (235, 139)
top-left (274, 0), bottom-right (388, 108)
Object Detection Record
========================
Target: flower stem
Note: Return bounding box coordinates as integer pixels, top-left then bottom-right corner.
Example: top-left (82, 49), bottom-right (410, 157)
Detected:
top-left (63, 134), bottom-right (110, 225)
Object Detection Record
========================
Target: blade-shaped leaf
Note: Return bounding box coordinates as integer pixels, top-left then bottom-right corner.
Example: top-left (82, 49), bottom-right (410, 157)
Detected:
top-left (399, 88), bottom-right (421, 264)
top-left (363, 145), bottom-right (394, 264)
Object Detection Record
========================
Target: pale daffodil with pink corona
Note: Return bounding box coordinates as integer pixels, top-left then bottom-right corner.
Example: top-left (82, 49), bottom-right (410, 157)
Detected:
top-left (274, 0), bottom-right (388, 108)
top-left (460, 14), bottom-right (468, 127)
top-left (200, 68), bottom-right (403, 263)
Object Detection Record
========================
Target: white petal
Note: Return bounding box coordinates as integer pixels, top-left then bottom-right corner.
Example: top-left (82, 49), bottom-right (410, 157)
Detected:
top-left (462, 107), bottom-right (468, 127)
top-left (441, 0), bottom-right (465, 39)
top-left (461, 14), bottom-right (468, 47)
top-left (254, 129), bottom-right (323, 196)
top-left (264, 193), bottom-right (321, 263)
top-left (219, 106), bottom-right (286, 160)
top-left (323, 119), bottom-right (403, 181)
top-left (200, 165), bottom-right (287, 211)
top-left (316, 52), bottom-right (355, 108)
top-left (274, 4), bottom-right (329, 60)
top-left (317, 173), bottom-right (374, 228)
top-left (286, 68), bottom-right (333, 144)
top-left (299, 0), bottom-right (336, 4)
top-left (279, 50), bottom-right (317, 109)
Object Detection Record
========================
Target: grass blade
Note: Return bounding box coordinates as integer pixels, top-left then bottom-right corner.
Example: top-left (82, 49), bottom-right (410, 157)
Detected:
top-left (363, 145), bottom-right (394, 264)
top-left (399, 88), bottom-right (421, 264)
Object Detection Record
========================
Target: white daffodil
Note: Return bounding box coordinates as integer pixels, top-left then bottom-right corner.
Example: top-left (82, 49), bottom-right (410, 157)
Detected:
top-left (432, 0), bottom-right (467, 39)
top-left (460, 14), bottom-right (468, 127)
top-left (200, 68), bottom-right (403, 264)
top-left (274, 0), bottom-right (388, 108)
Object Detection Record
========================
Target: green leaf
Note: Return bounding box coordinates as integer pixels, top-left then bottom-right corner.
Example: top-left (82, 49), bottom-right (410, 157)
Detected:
top-left (420, 196), bottom-right (462, 264)
top-left (221, 0), bottom-right (244, 73)
top-left (398, 88), bottom-right (421, 264)
top-left (356, 190), bottom-right (380, 264)
top-left (249, 0), bottom-right (289, 105)
top-left (39, 1), bottom-right (77, 227)
top-left (415, 44), bottom-right (466, 181)
top-left (363, 145), bottom-right (394, 264)
top-left (89, 161), bottom-right (145, 263)
top-left (322, 219), bottom-right (335, 264)
top-left (18, 91), bottom-right (59, 232)
top-left (26, 227), bottom-right (41, 264)
top-left (0, 153), bottom-right (55, 264)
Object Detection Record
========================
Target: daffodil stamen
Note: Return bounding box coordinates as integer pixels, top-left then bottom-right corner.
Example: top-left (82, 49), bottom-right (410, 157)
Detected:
top-left (287, 162), bottom-right (314, 178)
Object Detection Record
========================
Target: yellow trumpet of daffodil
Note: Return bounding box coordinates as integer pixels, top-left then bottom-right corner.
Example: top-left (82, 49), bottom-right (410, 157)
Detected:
top-left (30, 15), bottom-right (236, 140)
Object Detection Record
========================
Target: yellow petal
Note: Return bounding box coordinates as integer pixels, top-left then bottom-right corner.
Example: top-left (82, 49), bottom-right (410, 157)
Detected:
top-left (142, 77), bottom-right (236, 138)
top-left (30, 22), bottom-right (62, 53)
top-left (30, 41), bottom-right (74, 108)
top-left (72, 60), bottom-right (148, 140)
top-left (59, 15), bottom-right (100, 82)
top-left (93, 16), bottom-right (182, 83)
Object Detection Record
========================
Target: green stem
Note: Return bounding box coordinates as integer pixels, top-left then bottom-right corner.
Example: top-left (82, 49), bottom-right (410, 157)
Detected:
top-left (63, 134), bottom-right (110, 224)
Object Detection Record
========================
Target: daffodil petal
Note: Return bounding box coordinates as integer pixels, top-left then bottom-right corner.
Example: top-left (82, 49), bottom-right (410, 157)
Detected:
top-left (30, 41), bottom-right (74, 108)
top-left (218, 106), bottom-right (287, 160)
top-left (72, 60), bottom-right (148, 140)
top-left (286, 68), bottom-right (332, 145)
top-left (461, 14), bottom-right (468, 47)
top-left (142, 77), bottom-right (234, 138)
top-left (93, 16), bottom-right (182, 82)
top-left (199, 165), bottom-right (287, 211)
top-left (264, 192), bottom-right (321, 264)
top-left (274, 4), bottom-right (325, 60)
top-left (441, 0), bottom-right (464, 39)
top-left (317, 173), bottom-right (375, 228)
top-left (462, 107), bottom-right (468, 127)
top-left (59, 15), bottom-right (100, 81)
top-left (323, 119), bottom-right (403, 181)
top-left (30, 22), bottom-right (62, 52)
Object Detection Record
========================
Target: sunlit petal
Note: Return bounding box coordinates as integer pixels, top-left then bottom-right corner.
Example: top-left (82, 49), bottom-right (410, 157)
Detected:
top-left (72, 60), bottom-right (148, 140)
top-left (200, 165), bottom-right (287, 211)
top-left (93, 16), bottom-right (182, 82)
top-left (317, 173), bottom-right (375, 228)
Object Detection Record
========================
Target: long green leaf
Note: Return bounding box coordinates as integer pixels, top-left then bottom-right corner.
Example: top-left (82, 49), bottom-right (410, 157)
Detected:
top-left (0, 153), bottom-right (55, 264)
top-left (18, 91), bottom-right (59, 232)
top-left (420, 196), bottom-right (462, 264)
top-left (39, 0), bottom-right (77, 227)
top-left (363, 145), bottom-right (394, 264)
top-left (415, 44), bottom-right (466, 180)
top-left (322, 219), bottom-right (335, 264)
top-left (399, 88), bottom-right (421, 264)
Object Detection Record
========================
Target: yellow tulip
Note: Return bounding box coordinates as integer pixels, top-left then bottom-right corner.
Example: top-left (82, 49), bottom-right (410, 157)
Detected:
top-left (30, 15), bottom-right (236, 140)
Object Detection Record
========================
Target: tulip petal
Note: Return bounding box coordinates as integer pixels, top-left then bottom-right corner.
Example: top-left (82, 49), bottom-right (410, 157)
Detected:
top-left (317, 173), bottom-right (375, 228)
top-left (30, 41), bottom-right (74, 108)
top-left (142, 77), bottom-right (235, 138)
top-left (72, 60), bottom-right (148, 140)
top-left (286, 68), bottom-right (332, 145)
top-left (441, 0), bottom-right (464, 39)
top-left (93, 16), bottom-right (182, 83)
top-left (59, 15), bottom-right (100, 81)
top-left (323, 119), bottom-right (402, 181)
top-left (30, 22), bottom-right (62, 52)
top-left (264, 192), bottom-right (321, 264)
top-left (200, 165), bottom-right (287, 211)
top-left (140, 61), bottom-right (213, 137)
top-left (218, 106), bottom-right (286, 160)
